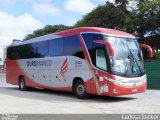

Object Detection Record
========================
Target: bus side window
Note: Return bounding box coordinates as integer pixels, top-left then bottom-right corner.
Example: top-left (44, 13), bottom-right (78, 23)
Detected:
top-left (7, 47), bottom-right (18, 60)
top-left (82, 33), bottom-right (104, 66)
top-left (7, 47), bottom-right (13, 60)
top-left (96, 48), bottom-right (107, 71)
top-left (49, 38), bottom-right (63, 57)
top-left (64, 35), bottom-right (84, 59)
top-left (37, 41), bottom-right (49, 57)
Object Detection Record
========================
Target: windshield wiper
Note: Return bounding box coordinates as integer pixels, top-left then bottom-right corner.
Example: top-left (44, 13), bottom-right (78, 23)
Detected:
top-left (126, 45), bottom-right (143, 76)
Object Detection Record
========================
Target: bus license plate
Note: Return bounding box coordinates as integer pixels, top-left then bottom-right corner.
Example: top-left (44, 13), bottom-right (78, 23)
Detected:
top-left (132, 89), bottom-right (138, 93)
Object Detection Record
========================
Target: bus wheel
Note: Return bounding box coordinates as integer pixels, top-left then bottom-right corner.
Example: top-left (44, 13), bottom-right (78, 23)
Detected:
top-left (73, 80), bottom-right (89, 99)
top-left (19, 76), bottom-right (27, 91)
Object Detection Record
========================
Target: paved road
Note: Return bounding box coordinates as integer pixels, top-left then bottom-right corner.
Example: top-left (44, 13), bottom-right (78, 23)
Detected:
top-left (0, 73), bottom-right (160, 114)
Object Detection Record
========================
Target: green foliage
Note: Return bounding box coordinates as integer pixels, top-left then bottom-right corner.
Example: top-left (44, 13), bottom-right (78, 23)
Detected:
top-left (134, 0), bottom-right (160, 37)
top-left (24, 25), bottom-right (73, 40)
top-left (75, 2), bottom-right (129, 31)
top-left (154, 51), bottom-right (160, 61)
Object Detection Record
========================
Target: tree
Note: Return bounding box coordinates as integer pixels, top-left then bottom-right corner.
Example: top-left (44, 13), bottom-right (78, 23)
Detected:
top-left (24, 25), bottom-right (72, 40)
top-left (133, 0), bottom-right (160, 48)
top-left (115, 0), bottom-right (129, 12)
top-left (75, 1), bottom-right (129, 31)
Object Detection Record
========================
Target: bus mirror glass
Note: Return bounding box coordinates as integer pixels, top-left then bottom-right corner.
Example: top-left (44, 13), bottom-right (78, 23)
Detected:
top-left (93, 40), bottom-right (114, 57)
top-left (140, 44), bottom-right (153, 58)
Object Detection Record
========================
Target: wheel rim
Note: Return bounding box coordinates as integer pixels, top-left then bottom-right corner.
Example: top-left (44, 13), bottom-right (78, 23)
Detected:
top-left (77, 83), bottom-right (85, 96)
top-left (20, 79), bottom-right (24, 89)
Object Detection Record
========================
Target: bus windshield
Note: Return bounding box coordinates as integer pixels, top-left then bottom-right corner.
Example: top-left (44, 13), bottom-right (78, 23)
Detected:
top-left (104, 36), bottom-right (145, 77)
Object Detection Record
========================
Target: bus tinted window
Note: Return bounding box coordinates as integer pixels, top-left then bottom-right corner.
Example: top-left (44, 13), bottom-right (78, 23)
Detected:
top-left (7, 43), bottom-right (37, 60)
top-left (22, 43), bottom-right (37, 59)
top-left (16, 44), bottom-right (34, 59)
top-left (49, 38), bottom-right (63, 56)
top-left (7, 47), bottom-right (18, 60)
top-left (29, 43), bottom-right (37, 58)
top-left (16, 45), bottom-right (27, 59)
top-left (64, 36), bottom-right (84, 59)
top-left (82, 33), bottom-right (103, 64)
top-left (82, 33), bottom-right (103, 49)
top-left (37, 41), bottom-right (49, 57)
top-left (7, 35), bottom-right (85, 60)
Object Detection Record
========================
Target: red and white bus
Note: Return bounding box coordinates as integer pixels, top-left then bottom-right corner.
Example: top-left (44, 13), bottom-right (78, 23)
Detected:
top-left (6, 27), bottom-right (153, 99)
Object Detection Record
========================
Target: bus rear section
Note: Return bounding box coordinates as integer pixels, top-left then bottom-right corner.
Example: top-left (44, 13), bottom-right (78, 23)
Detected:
top-left (6, 27), bottom-right (153, 99)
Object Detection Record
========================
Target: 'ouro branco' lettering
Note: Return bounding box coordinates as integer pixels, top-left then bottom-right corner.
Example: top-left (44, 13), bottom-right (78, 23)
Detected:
top-left (27, 60), bottom-right (52, 67)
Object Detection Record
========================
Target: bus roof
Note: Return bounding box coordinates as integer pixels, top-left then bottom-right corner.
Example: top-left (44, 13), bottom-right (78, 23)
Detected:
top-left (11, 27), bottom-right (135, 46)
top-left (55, 27), bottom-right (135, 38)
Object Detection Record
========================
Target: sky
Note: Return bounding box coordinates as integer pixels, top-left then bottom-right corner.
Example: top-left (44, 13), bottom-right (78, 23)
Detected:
top-left (0, 0), bottom-right (115, 61)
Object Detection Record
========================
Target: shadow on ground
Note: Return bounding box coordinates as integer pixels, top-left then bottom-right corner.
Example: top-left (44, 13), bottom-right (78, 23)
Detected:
top-left (0, 87), bottom-right (136, 103)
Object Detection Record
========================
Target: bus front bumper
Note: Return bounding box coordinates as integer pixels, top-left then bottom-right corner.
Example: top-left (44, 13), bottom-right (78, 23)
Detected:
top-left (108, 82), bottom-right (147, 96)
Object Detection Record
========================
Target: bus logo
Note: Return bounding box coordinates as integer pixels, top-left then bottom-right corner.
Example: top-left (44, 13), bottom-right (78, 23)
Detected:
top-left (60, 58), bottom-right (68, 78)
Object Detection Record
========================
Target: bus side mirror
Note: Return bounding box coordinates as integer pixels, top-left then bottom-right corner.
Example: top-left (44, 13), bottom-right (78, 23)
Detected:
top-left (93, 40), bottom-right (114, 57)
top-left (140, 44), bottom-right (153, 58)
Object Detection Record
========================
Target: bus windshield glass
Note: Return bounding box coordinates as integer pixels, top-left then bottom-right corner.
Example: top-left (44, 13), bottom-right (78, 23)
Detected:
top-left (104, 36), bottom-right (145, 77)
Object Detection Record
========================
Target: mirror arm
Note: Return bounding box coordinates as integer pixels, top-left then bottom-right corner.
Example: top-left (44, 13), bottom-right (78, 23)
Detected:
top-left (94, 40), bottom-right (114, 57)
top-left (140, 44), bottom-right (153, 58)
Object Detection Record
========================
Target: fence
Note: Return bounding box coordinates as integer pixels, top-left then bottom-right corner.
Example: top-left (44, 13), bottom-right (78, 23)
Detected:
top-left (145, 62), bottom-right (160, 89)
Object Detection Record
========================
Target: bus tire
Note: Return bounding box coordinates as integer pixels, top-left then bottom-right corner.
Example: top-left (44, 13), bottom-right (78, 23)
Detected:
top-left (73, 80), bottom-right (89, 99)
top-left (19, 76), bottom-right (27, 91)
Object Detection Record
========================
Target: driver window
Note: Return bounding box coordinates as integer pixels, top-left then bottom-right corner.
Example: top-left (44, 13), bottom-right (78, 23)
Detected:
top-left (96, 49), bottom-right (107, 71)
